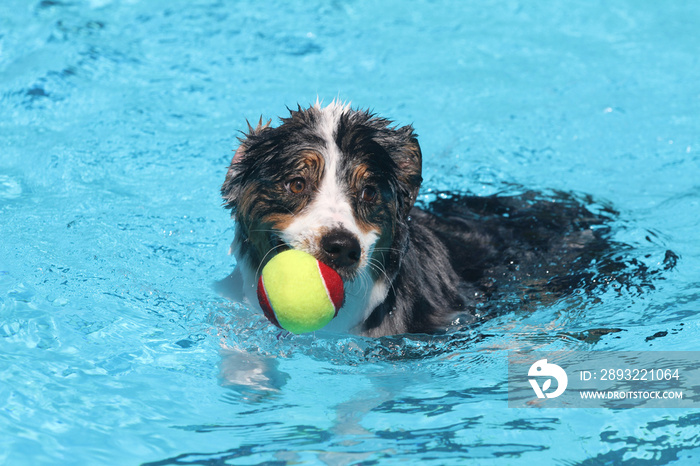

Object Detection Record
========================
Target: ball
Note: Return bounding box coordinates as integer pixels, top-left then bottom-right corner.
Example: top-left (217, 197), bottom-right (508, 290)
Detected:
top-left (257, 249), bottom-right (344, 334)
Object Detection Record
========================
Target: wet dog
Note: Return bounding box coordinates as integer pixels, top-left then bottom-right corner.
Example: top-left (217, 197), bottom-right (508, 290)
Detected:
top-left (219, 101), bottom-right (671, 337)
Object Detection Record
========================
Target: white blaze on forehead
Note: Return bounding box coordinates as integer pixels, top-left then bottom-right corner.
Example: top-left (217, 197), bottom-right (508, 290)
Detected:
top-left (313, 99), bottom-right (350, 143)
top-left (280, 101), bottom-right (379, 258)
top-left (313, 102), bottom-right (353, 230)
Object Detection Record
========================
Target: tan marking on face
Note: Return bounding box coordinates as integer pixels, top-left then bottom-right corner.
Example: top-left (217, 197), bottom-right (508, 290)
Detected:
top-left (240, 210), bottom-right (295, 270)
top-left (355, 217), bottom-right (382, 236)
top-left (296, 150), bottom-right (324, 184)
top-left (348, 163), bottom-right (382, 236)
top-left (350, 163), bottom-right (371, 189)
top-left (263, 212), bottom-right (296, 232)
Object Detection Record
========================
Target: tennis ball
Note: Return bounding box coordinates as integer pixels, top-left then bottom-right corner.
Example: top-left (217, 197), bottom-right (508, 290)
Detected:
top-left (257, 249), bottom-right (344, 334)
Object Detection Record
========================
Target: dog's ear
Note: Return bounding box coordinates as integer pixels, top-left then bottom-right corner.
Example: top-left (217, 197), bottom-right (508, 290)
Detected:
top-left (221, 117), bottom-right (271, 212)
top-left (392, 125), bottom-right (423, 218)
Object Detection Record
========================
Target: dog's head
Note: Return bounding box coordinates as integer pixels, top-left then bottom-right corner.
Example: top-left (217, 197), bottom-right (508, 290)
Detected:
top-left (222, 102), bottom-right (421, 323)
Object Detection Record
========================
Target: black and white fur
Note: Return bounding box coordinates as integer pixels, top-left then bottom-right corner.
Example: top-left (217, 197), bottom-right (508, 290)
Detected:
top-left (221, 101), bottom-right (618, 337)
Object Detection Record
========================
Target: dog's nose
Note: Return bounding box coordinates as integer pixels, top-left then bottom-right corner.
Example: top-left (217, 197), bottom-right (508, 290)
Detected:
top-left (321, 230), bottom-right (361, 269)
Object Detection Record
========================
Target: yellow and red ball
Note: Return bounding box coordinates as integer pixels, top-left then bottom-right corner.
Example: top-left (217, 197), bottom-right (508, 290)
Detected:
top-left (257, 249), bottom-right (344, 334)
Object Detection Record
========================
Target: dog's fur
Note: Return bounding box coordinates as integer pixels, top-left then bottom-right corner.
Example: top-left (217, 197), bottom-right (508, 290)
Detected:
top-left (220, 102), bottom-right (652, 337)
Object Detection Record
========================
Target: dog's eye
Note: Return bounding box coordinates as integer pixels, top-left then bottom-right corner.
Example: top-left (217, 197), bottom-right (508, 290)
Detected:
top-left (286, 177), bottom-right (306, 194)
top-left (360, 186), bottom-right (378, 203)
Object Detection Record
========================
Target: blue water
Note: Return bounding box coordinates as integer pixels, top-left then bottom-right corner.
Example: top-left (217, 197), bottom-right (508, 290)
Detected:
top-left (1, 0), bottom-right (699, 464)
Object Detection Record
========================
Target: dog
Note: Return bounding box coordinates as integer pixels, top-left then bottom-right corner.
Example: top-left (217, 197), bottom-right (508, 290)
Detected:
top-left (219, 101), bottom-right (671, 338)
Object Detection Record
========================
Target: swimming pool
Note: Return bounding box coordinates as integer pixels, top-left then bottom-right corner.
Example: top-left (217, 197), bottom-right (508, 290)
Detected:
top-left (1, 0), bottom-right (699, 464)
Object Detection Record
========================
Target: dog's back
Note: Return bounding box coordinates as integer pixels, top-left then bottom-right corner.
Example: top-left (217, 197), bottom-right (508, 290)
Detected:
top-left (361, 190), bottom-right (675, 337)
